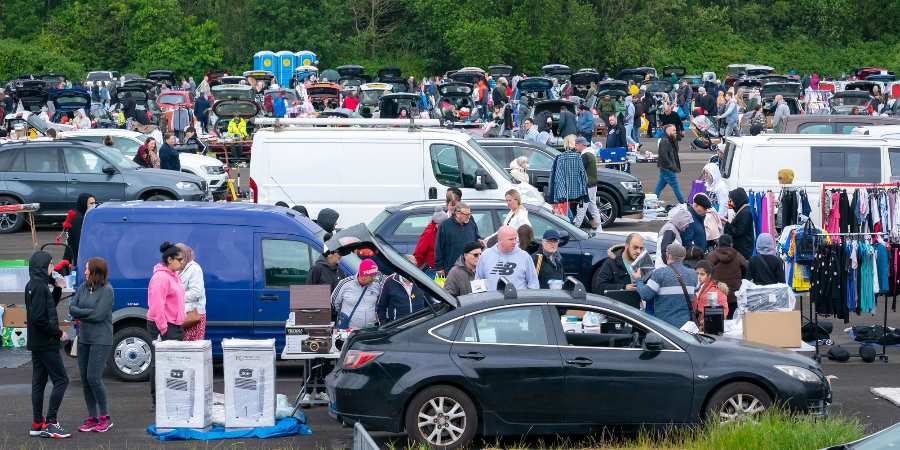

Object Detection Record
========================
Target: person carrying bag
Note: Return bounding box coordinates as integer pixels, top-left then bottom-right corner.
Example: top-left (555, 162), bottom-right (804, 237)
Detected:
top-left (332, 259), bottom-right (382, 330)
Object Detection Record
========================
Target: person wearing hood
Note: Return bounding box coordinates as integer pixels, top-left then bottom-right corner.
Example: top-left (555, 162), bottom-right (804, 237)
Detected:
top-left (724, 188), bottom-right (754, 259)
top-left (65, 193), bottom-right (96, 263)
top-left (705, 234), bottom-right (747, 318)
top-left (376, 257), bottom-right (434, 324)
top-left (749, 233), bottom-right (785, 285)
top-left (73, 108), bottom-right (92, 129)
top-left (158, 133), bottom-right (181, 171)
top-left (655, 204), bottom-right (694, 268)
top-left (443, 242), bottom-right (481, 296)
top-left (509, 156), bottom-right (530, 184)
top-left (693, 260), bottom-right (729, 326)
top-left (702, 162), bottom-right (729, 217)
top-left (532, 229), bottom-right (566, 289)
top-left (175, 243), bottom-right (206, 341)
top-left (685, 194), bottom-right (709, 252)
top-left (68, 257), bottom-right (115, 433)
top-left (595, 233), bottom-right (648, 293)
top-left (413, 210), bottom-right (448, 272)
top-left (147, 242), bottom-right (186, 406)
top-left (25, 250), bottom-right (71, 439)
top-left (314, 208), bottom-right (339, 241)
top-left (308, 249), bottom-right (343, 292)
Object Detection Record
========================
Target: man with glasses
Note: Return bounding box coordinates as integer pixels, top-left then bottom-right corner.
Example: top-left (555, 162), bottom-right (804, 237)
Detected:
top-left (443, 242), bottom-right (482, 296)
top-left (434, 202), bottom-right (481, 278)
top-left (593, 233), bottom-right (650, 294)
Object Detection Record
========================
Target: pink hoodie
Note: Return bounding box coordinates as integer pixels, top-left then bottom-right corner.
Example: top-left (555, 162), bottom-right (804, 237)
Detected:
top-left (147, 263), bottom-right (186, 335)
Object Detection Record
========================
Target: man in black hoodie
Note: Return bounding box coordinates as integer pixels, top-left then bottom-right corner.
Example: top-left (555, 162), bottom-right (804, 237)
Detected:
top-left (158, 133), bottom-right (181, 171)
top-left (308, 249), bottom-right (343, 292)
top-left (25, 251), bottom-right (71, 438)
top-left (724, 188), bottom-right (754, 259)
top-left (654, 124), bottom-right (685, 204)
top-left (314, 208), bottom-right (340, 242)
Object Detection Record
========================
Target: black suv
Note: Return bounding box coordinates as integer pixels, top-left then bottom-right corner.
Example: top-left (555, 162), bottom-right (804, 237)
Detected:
top-left (476, 138), bottom-right (644, 227)
top-left (0, 139), bottom-right (207, 233)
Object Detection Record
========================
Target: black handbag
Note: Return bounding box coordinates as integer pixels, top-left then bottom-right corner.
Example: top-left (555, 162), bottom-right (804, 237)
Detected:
top-left (795, 220), bottom-right (817, 265)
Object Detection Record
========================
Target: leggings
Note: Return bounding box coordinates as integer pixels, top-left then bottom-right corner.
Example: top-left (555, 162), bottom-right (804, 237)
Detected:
top-left (77, 343), bottom-right (112, 417)
top-left (32, 349), bottom-right (69, 424)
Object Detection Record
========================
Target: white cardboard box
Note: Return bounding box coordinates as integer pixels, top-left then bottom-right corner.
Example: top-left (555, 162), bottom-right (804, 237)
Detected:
top-left (154, 340), bottom-right (213, 431)
top-left (222, 338), bottom-right (276, 428)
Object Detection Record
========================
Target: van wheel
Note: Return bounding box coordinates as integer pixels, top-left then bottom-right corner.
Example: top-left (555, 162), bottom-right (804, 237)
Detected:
top-left (145, 194), bottom-right (173, 201)
top-left (705, 382), bottom-right (772, 424)
top-left (0, 196), bottom-right (25, 234)
top-left (405, 385), bottom-right (477, 450)
top-left (597, 191), bottom-right (618, 228)
top-left (109, 326), bottom-right (153, 382)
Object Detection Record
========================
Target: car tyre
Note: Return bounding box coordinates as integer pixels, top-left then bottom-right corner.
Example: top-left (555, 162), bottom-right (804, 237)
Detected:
top-left (109, 326), bottom-right (153, 382)
top-left (145, 194), bottom-right (174, 201)
top-left (405, 385), bottom-right (477, 450)
top-left (0, 195), bottom-right (25, 234)
top-left (596, 191), bottom-right (618, 228)
top-left (706, 382), bottom-right (772, 424)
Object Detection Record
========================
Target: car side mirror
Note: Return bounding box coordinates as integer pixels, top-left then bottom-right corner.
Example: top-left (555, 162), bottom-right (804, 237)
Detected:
top-left (643, 333), bottom-right (664, 352)
top-left (474, 168), bottom-right (495, 191)
top-left (102, 165), bottom-right (118, 175)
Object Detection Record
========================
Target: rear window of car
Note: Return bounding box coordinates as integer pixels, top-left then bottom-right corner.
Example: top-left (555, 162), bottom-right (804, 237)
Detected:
top-left (810, 147), bottom-right (881, 183)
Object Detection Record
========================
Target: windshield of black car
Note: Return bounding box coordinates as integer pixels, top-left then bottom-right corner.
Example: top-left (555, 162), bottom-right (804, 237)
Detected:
top-left (833, 96), bottom-right (870, 107)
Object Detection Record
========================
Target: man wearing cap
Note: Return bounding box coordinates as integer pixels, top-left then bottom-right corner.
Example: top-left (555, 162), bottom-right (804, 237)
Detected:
top-left (443, 241), bottom-right (482, 296)
top-left (475, 226), bottom-right (539, 290)
top-left (332, 259), bottom-right (383, 329)
top-left (434, 202), bottom-right (481, 278)
top-left (572, 136), bottom-right (602, 232)
top-left (532, 230), bottom-right (566, 289)
top-left (307, 249), bottom-right (343, 292)
top-left (635, 243), bottom-right (697, 328)
top-left (413, 209), bottom-right (448, 273)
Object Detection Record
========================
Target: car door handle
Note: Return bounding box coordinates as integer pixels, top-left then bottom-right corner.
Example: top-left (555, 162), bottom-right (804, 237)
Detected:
top-left (456, 352), bottom-right (485, 361)
top-left (259, 294), bottom-right (279, 302)
top-left (566, 357), bottom-right (593, 367)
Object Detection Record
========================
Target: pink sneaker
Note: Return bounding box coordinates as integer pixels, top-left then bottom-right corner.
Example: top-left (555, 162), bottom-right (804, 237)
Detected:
top-left (93, 416), bottom-right (113, 433)
top-left (77, 417), bottom-right (97, 432)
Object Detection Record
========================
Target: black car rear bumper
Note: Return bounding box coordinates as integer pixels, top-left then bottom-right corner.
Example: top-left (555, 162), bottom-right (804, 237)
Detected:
top-left (326, 369), bottom-right (405, 433)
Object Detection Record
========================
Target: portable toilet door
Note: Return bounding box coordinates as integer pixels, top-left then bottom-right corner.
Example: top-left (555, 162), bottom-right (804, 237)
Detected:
top-left (275, 50), bottom-right (296, 88)
top-left (255, 50), bottom-right (276, 73)
top-left (296, 51), bottom-right (317, 68)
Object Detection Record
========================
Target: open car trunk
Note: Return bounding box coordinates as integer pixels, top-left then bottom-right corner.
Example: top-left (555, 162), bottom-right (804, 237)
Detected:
top-left (51, 89), bottom-right (91, 112)
top-left (488, 65), bottom-right (513, 77)
top-left (450, 69), bottom-right (486, 85)
top-left (211, 84), bottom-right (253, 101)
top-left (377, 68), bottom-right (402, 80)
top-left (213, 99), bottom-right (258, 138)
top-left (147, 70), bottom-right (176, 86)
top-left (662, 66), bottom-right (686, 78)
top-left (337, 65), bottom-right (365, 78)
top-left (533, 100), bottom-right (576, 136)
top-left (762, 82), bottom-right (802, 99)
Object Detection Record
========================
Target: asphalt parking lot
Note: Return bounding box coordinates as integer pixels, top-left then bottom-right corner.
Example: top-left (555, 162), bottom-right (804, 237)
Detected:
top-left (0, 140), bottom-right (897, 448)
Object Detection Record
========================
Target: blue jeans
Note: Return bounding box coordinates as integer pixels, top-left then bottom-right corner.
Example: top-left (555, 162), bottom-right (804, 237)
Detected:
top-left (624, 124), bottom-right (638, 146)
top-left (655, 168), bottom-right (685, 204)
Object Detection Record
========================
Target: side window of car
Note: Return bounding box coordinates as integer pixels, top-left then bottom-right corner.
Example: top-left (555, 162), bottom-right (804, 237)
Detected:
top-left (112, 137), bottom-right (141, 157)
top-left (524, 148), bottom-right (554, 171)
top-left (24, 148), bottom-right (61, 173)
top-left (261, 239), bottom-right (313, 287)
top-left (459, 149), bottom-right (482, 189)
top-left (527, 212), bottom-right (557, 240)
top-left (457, 306), bottom-right (549, 345)
top-left (429, 143), bottom-right (462, 187)
top-left (63, 148), bottom-right (106, 174)
top-left (0, 149), bottom-right (23, 171)
top-left (483, 146), bottom-right (508, 168)
top-left (889, 149), bottom-right (900, 181)
top-left (392, 213), bottom-right (432, 238)
top-left (797, 123), bottom-right (832, 134)
top-left (554, 306), bottom-right (673, 350)
top-left (810, 146), bottom-right (880, 183)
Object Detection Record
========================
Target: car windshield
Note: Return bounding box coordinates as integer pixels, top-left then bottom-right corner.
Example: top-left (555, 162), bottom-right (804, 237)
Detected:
top-left (93, 145), bottom-right (139, 169)
top-left (86, 72), bottom-right (112, 81)
top-left (468, 138), bottom-right (513, 183)
top-left (833, 96), bottom-right (870, 107)
top-left (360, 90), bottom-right (385, 105)
top-left (158, 94), bottom-right (186, 105)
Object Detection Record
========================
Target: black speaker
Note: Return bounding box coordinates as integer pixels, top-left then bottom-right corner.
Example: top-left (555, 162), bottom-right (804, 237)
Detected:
top-left (703, 305), bottom-right (725, 335)
top-left (827, 346), bottom-right (850, 362)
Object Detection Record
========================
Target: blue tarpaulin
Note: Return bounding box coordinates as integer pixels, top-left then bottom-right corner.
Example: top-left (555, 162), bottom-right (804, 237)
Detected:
top-left (147, 417), bottom-right (312, 441)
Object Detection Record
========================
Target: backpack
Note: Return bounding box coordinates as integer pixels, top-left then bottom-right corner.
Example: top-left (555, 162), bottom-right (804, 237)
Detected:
top-left (794, 220), bottom-right (817, 265)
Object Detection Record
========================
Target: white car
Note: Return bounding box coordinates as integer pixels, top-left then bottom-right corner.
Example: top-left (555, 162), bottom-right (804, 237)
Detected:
top-left (58, 129), bottom-right (229, 197)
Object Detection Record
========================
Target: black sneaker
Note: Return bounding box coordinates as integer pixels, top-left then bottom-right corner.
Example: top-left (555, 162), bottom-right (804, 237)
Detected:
top-left (41, 422), bottom-right (71, 439)
top-left (29, 421), bottom-right (45, 437)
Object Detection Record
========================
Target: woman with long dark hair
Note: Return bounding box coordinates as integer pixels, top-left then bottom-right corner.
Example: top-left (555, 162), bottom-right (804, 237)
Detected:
top-left (146, 242), bottom-right (185, 407)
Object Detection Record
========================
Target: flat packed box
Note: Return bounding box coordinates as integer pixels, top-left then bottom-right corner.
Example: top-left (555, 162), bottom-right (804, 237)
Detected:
top-left (743, 310), bottom-right (801, 348)
top-left (154, 340), bottom-right (213, 431)
top-left (2, 304), bottom-right (27, 328)
top-left (222, 338), bottom-right (276, 429)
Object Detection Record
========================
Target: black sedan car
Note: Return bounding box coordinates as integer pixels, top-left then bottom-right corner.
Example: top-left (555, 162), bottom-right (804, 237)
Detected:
top-left (325, 226), bottom-right (831, 449)
top-left (369, 199), bottom-right (654, 292)
top-left (476, 138), bottom-right (645, 227)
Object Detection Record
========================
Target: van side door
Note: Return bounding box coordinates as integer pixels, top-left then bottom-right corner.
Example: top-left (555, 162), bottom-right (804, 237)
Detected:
top-left (253, 233), bottom-right (316, 347)
top-left (425, 141), bottom-right (495, 200)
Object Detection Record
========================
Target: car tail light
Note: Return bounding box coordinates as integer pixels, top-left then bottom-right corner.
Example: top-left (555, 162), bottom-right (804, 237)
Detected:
top-left (248, 176), bottom-right (258, 203)
top-left (342, 350), bottom-right (382, 370)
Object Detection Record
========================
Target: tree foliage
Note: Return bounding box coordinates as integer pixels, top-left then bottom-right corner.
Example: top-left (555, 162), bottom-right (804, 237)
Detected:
top-left (0, 0), bottom-right (898, 81)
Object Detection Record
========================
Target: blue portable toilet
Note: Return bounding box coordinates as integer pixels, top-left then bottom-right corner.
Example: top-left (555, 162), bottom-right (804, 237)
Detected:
top-left (296, 51), bottom-right (317, 68)
top-left (275, 50), bottom-right (295, 87)
top-left (254, 50), bottom-right (276, 73)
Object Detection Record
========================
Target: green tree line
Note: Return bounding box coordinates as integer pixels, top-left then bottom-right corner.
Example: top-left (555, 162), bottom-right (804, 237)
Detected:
top-left (2, 0), bottom-right (900, 82)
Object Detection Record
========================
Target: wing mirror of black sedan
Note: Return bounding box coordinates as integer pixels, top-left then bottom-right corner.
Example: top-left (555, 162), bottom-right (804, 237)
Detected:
top-left (643, 333), bottom-right (664, 352)
top-left (102, 165), bottom-right (118, 175)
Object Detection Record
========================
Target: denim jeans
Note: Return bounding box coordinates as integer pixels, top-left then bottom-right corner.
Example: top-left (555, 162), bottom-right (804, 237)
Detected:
top-left (655, 168), bottom-right (685, 203)
top-left (624, 124), bottom-right (638, 146)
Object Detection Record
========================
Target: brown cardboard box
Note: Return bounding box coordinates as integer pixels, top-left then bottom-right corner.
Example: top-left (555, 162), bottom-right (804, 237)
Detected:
top-left (743, 310), bottom-right (801, 348)
top-left (2, 304), bottom-right (27, 328)
top-left (289, 285), bottom-right (332, 311)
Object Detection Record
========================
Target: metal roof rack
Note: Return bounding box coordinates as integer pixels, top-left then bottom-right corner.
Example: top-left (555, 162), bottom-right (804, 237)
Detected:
top-left (563, 276), bottom-right (586, 299)
top-left (496, 277), bottom-right (517, 300)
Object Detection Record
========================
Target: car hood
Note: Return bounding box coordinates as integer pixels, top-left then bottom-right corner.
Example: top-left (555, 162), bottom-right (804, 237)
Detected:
top-left (762, 82), bottom-right (802, 98)
top-left (325, 224), bottom-right (458, 307)
top-left (517, 77), bottom-right (553, 93)
top-left (696, 335), bottom-right (820, 368)
top-left (212, 99), bottom-right (260, 118)
top-left (52, 90), bottom-right (91, 111)
top-left (179, 152), bottom-right (222, 167)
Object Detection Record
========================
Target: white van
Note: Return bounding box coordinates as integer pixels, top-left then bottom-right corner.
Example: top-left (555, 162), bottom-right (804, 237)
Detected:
top-left (248, 123), bottom-right (545, 227)
top-left (720, 134), bottom-right (900, 224)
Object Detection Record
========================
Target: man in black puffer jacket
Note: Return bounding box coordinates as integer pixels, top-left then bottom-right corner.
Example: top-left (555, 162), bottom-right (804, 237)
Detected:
top-left (724, 188), bottom-right (754, 259)
top-left (593, 233), bottom-right (647, 293)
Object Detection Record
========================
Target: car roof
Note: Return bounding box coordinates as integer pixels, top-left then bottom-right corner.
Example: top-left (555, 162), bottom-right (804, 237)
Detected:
top-left (89, 201), bottom-right (325, 237)
top-left (453, 287), bottom-right (633, 317)
top-left (727, 134), bottom-right (891, 145)
top-left (60, 129), bottom-right (144, 139)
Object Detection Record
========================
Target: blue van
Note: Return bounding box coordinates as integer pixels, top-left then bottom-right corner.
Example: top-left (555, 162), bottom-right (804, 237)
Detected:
top-left (78, 201), bottom-right (348, 381)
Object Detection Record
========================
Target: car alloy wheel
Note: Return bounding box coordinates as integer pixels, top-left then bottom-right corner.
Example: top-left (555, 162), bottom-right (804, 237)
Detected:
top-left (718, 393), bottom-right (766, 423)
top-left (0, 196), bottom-right (24, 233)
top-left (417, 396), bottom-right (467, 447)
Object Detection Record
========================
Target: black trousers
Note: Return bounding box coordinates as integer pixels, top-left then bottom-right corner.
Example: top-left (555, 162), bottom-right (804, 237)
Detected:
top-left (32, 349), bottom-right (69, 424)
top-left (147, 322), bottom-right (184, 402)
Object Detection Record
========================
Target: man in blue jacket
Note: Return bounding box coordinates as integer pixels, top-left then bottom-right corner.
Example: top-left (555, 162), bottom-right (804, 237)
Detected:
top-left (158, 133), bottom-right (181, 171)
top-left (434, 202), bottom-right (480, 277)
top-left (576, 104), bottom-right (595, 143)
top-left (377, 261), bottom-right (434, 324)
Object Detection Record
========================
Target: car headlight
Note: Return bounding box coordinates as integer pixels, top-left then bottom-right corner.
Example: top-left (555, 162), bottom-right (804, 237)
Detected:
top-left (620, 181), bottom-right (643, 192)
top-left (175, 181), bottom-right (199, 191)
top-left (775, 365), bottom-right (820, 383)
top-left (204, 165), bottom-right (224, 175)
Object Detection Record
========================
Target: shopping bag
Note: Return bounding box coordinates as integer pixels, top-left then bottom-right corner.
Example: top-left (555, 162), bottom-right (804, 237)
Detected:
top-left (654, 128), bottom-right (664, 138)
top-left (640, 115), bottom-right (649, 133)
top-left (553, 202), bottom-right (570, 217)
top-left (433, 275), bottom-right (446, 288)
top-left (688, 180), bottom-right (706, 203)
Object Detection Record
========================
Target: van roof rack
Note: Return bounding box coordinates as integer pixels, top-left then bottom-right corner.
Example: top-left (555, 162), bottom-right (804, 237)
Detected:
top-left (252, 116), bottom-right (484, 132)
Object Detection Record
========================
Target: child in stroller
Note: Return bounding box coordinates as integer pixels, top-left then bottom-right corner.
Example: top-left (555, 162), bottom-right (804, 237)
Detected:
top-left (689, 108), bottom-right (721, 152)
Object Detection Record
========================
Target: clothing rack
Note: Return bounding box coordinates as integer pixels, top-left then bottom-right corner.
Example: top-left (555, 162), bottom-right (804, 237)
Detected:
top-left (811, 231), bottom-right (890, 363)
top-left (820, 182), bottom-right (899, 226)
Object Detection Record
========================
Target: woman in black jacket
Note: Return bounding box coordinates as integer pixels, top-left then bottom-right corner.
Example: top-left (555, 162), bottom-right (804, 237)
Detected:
top-left (724, 188), bottom-right (754, 259)
top-left (65, 193), bottom-right (96, 263)
top-left (749, 233), bottom-right (785, 285)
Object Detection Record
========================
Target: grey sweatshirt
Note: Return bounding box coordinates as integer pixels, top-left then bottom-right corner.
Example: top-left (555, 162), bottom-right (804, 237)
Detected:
top-left (475, 245), bottom-right (539, 291)
top-left (69, 283), bottom-right (115, 345)
top-left (444, 256), bottom-right (475, 297)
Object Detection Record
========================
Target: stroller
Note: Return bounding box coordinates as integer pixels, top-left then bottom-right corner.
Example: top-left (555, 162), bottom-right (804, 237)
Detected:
top-left (688, 113), bottom-right (721, 152)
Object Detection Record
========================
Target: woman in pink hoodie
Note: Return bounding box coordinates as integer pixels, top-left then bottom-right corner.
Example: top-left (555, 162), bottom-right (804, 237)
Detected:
top-left (147, 241), bottom-right (186, 407)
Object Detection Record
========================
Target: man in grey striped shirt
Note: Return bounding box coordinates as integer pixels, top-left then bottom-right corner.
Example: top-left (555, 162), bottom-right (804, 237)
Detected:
top-left (635, 243), bottom-right (697, 328)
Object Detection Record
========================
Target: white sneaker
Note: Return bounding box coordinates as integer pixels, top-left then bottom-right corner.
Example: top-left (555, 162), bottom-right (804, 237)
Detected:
top-left (315, 392), bottom-right (330, 402)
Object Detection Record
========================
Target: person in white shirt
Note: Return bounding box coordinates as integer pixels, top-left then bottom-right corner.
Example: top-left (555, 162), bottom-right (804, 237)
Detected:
top-left (501, 189), bottom-right (530, 230)
top-left (175, 243), bottom-right (206, 340)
